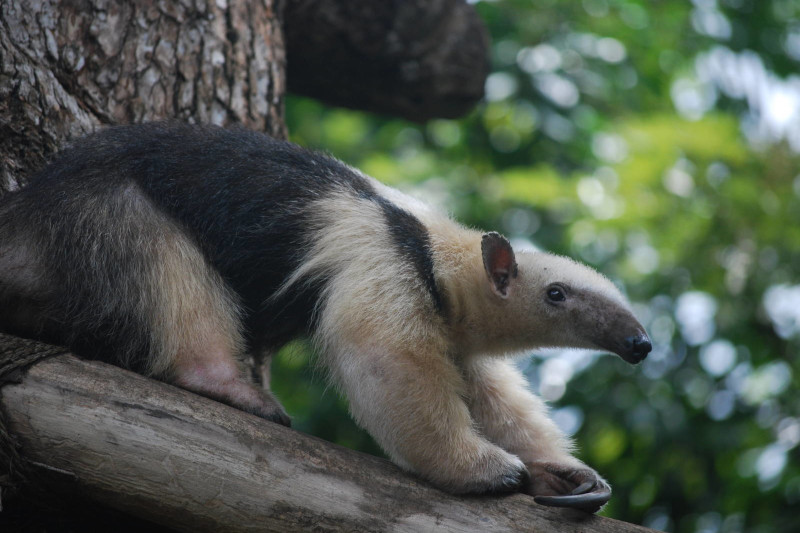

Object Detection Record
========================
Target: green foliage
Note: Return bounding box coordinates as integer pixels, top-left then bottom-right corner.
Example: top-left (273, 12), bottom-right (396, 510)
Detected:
top-left (278, 1), bottom-right (800, 531)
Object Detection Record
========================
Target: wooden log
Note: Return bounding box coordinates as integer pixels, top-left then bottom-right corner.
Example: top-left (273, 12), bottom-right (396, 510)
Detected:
top-left (0, 353), bottom-right (655, 532)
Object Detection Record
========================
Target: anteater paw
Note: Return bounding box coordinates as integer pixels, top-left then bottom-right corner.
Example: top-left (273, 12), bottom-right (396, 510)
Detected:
top-left (523, 462), bottom-right (611, 513)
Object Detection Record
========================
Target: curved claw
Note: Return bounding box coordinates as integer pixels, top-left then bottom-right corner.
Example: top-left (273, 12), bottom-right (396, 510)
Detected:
top-left (570, 481), bottom-right (596, 495)
top-left (524, 462), bottom-right (612, 513)
top-left (533, 487), bottom-right (611, 512)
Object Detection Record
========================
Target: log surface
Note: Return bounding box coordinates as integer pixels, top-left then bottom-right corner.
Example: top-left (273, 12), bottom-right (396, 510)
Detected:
top-left (0, 353), bottom-right (655, 532)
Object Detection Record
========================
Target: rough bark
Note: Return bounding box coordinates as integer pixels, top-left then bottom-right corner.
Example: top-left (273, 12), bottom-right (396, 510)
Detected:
top-left (284, 0), bottom-right (490, 122)
top-left (0, 0), bottom-right (286, 191)
top-left (0, 352), bottom-right (656, 533)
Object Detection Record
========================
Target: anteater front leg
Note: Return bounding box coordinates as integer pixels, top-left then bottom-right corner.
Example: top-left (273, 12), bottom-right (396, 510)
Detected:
top-left (322, 339), bottom-right (528, 494)
top-left (463, 358), bottom-right (610, 511)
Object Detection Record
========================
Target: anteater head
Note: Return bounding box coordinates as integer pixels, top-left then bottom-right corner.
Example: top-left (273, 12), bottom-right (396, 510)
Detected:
top-left (478, 232), bottom-right (651, 364)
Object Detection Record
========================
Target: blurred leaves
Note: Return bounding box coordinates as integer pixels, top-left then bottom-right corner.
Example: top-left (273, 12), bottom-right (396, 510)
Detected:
top-left (279, 1), bottom-right (800, 532)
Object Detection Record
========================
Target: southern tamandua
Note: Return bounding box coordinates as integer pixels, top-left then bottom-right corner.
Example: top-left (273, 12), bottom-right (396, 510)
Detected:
top-left (0, 123), bottom-right (651, 511)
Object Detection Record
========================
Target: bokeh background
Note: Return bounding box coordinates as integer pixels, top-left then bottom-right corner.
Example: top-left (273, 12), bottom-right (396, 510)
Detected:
top-left (275, 1), bottom-right (800, 531)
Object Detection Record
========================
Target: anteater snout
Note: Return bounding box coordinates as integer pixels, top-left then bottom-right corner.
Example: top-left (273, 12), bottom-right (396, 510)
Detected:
top-left (622, 334), bottom-right (652, 364)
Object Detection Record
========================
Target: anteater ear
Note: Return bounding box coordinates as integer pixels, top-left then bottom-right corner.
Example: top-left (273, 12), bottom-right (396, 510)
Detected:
top-left (481, 232), bottom-right (518, 298)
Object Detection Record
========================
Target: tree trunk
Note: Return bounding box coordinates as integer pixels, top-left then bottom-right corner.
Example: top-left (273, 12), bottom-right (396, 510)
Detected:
top-left (0, 0), bottom-right (286, 191)
top-left (1, 352), bottom-right (656, 533)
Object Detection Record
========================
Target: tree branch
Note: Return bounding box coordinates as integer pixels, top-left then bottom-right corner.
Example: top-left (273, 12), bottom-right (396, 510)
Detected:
top-left (0, 353), bottom-right (655, 532)
top-left (284, 0), bottom-right (490, 122)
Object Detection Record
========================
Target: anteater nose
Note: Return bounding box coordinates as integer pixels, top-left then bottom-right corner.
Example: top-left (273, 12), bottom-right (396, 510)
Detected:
top-left (624, 335), bottom-right (652, 363)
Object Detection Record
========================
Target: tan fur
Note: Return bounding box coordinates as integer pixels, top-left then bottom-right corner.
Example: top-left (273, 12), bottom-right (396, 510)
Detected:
top-left (112, 187), bottom-right (285, 419)
top-left (110, 186), bottom-right (244, 378)
top-left (275, 182), bottom-right (640, 493)
top-left (463, 357), bottom-right (581, 467)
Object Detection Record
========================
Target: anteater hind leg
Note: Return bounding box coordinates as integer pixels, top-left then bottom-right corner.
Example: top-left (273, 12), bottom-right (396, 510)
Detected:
top-left (150, 232), bottom-right (290, 426)
top-left (173, 347), bottom-right (290, 426)
top-left (113, 187), bottom-right (290, 426)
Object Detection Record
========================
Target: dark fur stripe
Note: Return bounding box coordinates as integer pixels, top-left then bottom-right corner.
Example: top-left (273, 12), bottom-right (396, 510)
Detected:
top-left (373, 196), bottom-right (444, 314)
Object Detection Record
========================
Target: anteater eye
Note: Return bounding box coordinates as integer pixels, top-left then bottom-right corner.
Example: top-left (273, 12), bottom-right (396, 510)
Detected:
top-left (546, 286), bottom-right (566, 302)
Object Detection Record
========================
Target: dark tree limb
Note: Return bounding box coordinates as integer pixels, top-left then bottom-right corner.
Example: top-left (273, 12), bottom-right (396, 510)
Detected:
top-left (0, 352), bottom-right (656, 532)
top-left (284, 0), bottom-right (490, 122)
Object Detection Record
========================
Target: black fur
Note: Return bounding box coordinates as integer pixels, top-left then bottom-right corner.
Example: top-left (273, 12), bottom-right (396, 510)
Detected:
top-left (0, 122), bottom-right (443, 363)
top-left (373, 195), bottom-right (444, 314)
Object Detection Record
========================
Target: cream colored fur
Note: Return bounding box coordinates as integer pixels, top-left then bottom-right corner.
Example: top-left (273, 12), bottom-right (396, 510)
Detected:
top-left (122, 188), bottom-right (284, 419)
top-left (463, 358), bottom-right (583, 470)
top-left (111, 187), bottom-right (243, 377)
top-left (274, 181), bottom-right (632, 493)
